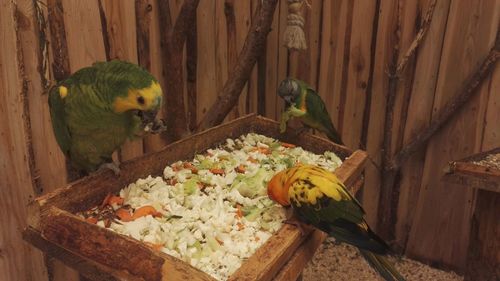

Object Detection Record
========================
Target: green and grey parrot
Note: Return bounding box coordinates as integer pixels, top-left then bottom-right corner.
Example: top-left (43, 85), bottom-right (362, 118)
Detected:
top-left (49, 60), bottom-right (166, 174)
top-left (278, 78), bottom-right (343, 144)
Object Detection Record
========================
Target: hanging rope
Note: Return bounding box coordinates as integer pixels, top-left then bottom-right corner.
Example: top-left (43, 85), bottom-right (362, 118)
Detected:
top-left (283, 0), bottom-right (310, 50)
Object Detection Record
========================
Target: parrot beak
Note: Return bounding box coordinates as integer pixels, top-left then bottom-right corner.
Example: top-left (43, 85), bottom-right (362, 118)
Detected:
top-left (278, 78), bottom-right (299, 106)
top-left (267, 171), bottom-right (291, 206)
top-left (138, 109), bottom-right (167, 134)
top-left (138, 109), bottom-right (159, 124)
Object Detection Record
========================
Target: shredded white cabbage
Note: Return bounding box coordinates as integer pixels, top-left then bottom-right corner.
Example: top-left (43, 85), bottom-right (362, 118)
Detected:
top-left (98, 133), bottom-right (342, 280)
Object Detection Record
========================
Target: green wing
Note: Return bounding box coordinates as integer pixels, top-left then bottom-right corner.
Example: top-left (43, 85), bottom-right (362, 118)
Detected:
top-left (48, 65), bottom-right (138, 172)
top-left (304, 90), bottom-right (343, 144)
top-left (290, 177), bottom-right (389, 254)
top-left (48, 85), bottom-right (71, 156)
top-left (294, 81), bottom-right (343, 144)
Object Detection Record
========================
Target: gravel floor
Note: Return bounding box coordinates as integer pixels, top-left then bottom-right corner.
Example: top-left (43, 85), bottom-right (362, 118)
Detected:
top-left (303, 238), bottom-right (463, 281)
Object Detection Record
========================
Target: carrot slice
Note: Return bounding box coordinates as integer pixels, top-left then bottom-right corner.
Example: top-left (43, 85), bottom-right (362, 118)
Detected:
top-left (116, 208), bottom-right (133, 222)
top-left (85, 217), bottom-right (98, 224)
top-left (101, 193), bottom-right (124, 207)
top-left (210, 168), bottom-right (225, 175)
top-left (235, 164), bottom-right (246, 173)
top-left (280, 142), bottom-right (296, 148)
top-left (250, 147), bottom-right (271, 155)
top-left (247, 157), bottom-right (258, 163)
top-left (258, 147), bottom-right (271, 155)
top-left (237, 222), bottom-right (245, 231)
top-left (132, 205), bottom-right (162, 220)
top-left (235, 204), bottom-right (243, 218)
top-left (183, 162), bottom-right (198, 174)
top-left (108, 195), bottom-right (124, 206)
top-left (145, 242), bottom-right (164, 251)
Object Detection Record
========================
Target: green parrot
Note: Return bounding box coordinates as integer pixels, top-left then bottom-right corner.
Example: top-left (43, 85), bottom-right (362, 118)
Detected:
top-left (268, 165), bottom-right (405, 281)
top-left (278, 78), bottom-right (343, 145)
top-left (48, 60), bottom-right (166, 174)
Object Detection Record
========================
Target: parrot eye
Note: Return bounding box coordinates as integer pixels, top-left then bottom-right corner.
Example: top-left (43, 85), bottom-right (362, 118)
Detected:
top-left (137, 96), bottom-right (145, 105)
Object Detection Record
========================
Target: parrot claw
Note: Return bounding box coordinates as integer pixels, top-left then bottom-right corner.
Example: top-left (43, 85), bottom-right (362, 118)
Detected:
top-left (283, 219), bottom-right (309, 236)
top-left (98, 162), bottom-right (121, 175)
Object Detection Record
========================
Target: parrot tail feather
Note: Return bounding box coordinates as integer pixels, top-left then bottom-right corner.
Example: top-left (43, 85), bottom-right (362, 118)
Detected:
top-left (359, 249), bottom-right (406, 281)
top-left (325, 128), bottom-right (343, 145)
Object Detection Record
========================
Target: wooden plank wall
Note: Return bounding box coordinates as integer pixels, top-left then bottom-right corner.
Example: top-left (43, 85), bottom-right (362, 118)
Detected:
top-left (0, 0), bottom-right (498, 280)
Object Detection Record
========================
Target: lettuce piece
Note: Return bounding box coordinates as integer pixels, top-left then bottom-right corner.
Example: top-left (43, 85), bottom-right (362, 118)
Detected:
top-left (242, 205), bottom-right (263, 222)
top-left (269, 141), bottom-right (281, 150)
top-left (231, 168), bottom-right (269, 198)
top-left (183, 178), bottom-right (199, 195)
top-left (206, 235), bottom-right (221, 251)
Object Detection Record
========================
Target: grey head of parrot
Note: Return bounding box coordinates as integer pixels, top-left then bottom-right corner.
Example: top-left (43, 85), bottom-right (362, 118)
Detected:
top-left (277, 78), bottom-right (301, 106)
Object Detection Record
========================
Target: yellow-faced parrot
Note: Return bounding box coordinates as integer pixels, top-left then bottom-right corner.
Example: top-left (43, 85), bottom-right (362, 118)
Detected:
top-left (49, 60), bottom-right (166, 174)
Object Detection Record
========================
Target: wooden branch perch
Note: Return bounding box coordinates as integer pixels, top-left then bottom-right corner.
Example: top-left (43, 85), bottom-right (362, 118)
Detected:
top-left (391, 36), bottom-right (500, 170)
top-left (158, 0), bottom-right (200, 142)
top-left (395, 0), bottom-right (437, 76)
top-left (378, 1), bottom-right (437, 239)
top-left (378, 30), bottom-right (499, 238)
top-left (196, 0), bottom-right (279, 131)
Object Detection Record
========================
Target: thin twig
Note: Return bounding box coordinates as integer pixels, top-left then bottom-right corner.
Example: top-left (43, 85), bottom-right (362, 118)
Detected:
top-left (395, 0), bottom-right (437, 76)
top-left (135, 0), bottom-right (152, 71)
top-left (390, 37), bottom-right (500, 171)
top-left (33, 0), bottom-right (50, 90)
top-left (196, 0), bottom-right (279, 131)
top-left (46, 0), bottom-right (70, 81)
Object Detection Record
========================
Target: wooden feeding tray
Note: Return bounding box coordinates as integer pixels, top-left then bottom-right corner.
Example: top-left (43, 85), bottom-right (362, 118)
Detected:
top-left (24, 114), bottom-right (367, 281)
top-left (443, 147), bottom-right (500, 281)
top-left (443, 147), bottom-right (500, 193)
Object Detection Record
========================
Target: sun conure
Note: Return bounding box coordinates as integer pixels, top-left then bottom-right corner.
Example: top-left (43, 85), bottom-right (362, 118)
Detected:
top-left (48, 60), bottom-right (165, 174)
top-left (277, 78), bottom-right (343, 144)
top-left (268, 165), bottom-right (405, 281)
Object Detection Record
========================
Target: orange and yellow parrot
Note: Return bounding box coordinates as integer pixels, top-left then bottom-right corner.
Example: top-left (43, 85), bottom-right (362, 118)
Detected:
top-left (268, 165), bottom-right (405, 281)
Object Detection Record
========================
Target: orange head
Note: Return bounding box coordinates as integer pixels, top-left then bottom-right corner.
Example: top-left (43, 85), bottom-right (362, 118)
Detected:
top-left (267, 170), bottom-right (291, 206)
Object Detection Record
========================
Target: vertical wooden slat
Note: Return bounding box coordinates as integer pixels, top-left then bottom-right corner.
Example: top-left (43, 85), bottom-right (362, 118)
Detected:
top-left (141, 0), bottom-right (169, 152)
top-left (233, 0), bottom-right (253, 117)
top-left (389, 0), bottom-right (419, 156)
top-left (395, 0), bottom-right (451, 248)
top-left (362, 0), bottom-right (397, 227)
top-left (196, 0), bottom-right (217, 123)
top-left (17, 0), bottom-right (68, 195)
top-left (62, 0), bottom-right (106, 70)
top-left (0, 2), bottom-right (49, 280)
top-left (317, 0), bottom-right (351, 128)
top-left (480, 64), bottom-right (500, 151)
top-left (263, 0), bottom-right (281, 120)
top-left (339, 0), bottom-right (376, 148)
top-left (16, 0), bottom-right (80, 280)
top-left (215, 0), bottom-right (229, 121)
top-left (406, 0), bottom-right (499, 269)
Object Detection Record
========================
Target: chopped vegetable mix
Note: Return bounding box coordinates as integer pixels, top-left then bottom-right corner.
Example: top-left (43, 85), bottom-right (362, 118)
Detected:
top-left (78, 133), bottom-right (342, 280)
